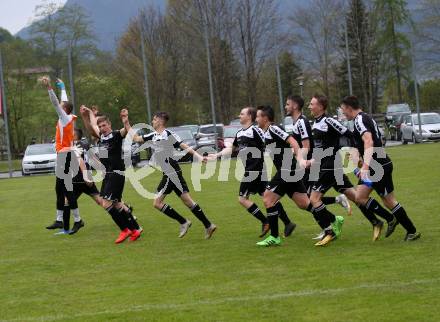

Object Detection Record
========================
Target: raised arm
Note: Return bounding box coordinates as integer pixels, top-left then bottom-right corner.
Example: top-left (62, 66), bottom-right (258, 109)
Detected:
top-left (120, 108), bottom-right (144, 143)
top-left (80, 105), bottom-right (100, 139)
top-left (56, 78), bottom-right (68, 102)
top-left (40, 76), bottom-right (70, 123)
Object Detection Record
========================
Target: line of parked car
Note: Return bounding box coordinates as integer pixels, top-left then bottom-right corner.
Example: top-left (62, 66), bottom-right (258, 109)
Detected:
top-left (19, 109), bottom-right (440, 176)
top-left (385, 103), bottom-right (440, 143)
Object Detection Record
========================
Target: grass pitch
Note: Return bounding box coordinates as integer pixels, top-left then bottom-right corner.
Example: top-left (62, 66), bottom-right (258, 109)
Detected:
top-left (1, 143), bottom-right (440, 321)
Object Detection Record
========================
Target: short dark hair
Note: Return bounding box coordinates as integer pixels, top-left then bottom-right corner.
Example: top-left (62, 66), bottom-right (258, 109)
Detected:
top-left (257, 105), bottom-right (274, 122)
top-left (246, 107), bottom-right (257, 122)
top-left (312, 94), bottom-right (328, 110)
top-left (97, 115), bottom-right (110, 124)
top-left (154, 111), bottom-right (169, 123)
top-left (63, 101), bottom-right (73, 114)
top-left (74, 128), bottom-right (83, 139)
top-left (287, 95), bottom-right (304, 110)
top-left (341, 95), bottom-right (360, 109)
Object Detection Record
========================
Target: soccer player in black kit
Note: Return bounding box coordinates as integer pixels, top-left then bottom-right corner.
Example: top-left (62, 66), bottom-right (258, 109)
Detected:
top-left (61, 128), bottom-right (102, 234)
top-left (126, 110), bottom-right (217, 239)
top-left (208, 107), bottom-right (270, 238)
top-left (292, 95), bottom-right (395, 241)
top-left (307, 94), bottom-right (351, 245)
top-left (80, 106), bottom-right (142, 244)
top-left (255, 105), bottom-right (311, 246)
top-left (340, 96), bottom-right (420, 241)
top-left (287, 95), bottom-right (351, 213)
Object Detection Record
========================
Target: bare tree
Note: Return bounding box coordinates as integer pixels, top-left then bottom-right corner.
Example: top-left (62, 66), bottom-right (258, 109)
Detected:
top-left (232, 0), bottom-right (279, 106)
top-left (413, 0), bottom-right (440, 76)
top-left (58, 4), bottom-right (96, 59)
top-left (289, 0), bottom-right (343, 99)
top-left (30, 2), bottom-right (64, 77)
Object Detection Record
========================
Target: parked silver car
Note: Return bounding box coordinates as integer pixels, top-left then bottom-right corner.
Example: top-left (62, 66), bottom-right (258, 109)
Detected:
top-left (400, 112), bottom-right (440, 143)
top-left (22, 143), bottom-right (57, 175)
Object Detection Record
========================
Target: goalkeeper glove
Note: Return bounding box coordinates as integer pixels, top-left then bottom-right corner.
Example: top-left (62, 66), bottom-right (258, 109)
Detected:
top-left (55, 80), bottom-right (65, 90)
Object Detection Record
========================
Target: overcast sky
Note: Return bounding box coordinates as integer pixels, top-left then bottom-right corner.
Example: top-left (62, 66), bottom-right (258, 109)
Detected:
top-left (0, 0), bottom-right (66, 35)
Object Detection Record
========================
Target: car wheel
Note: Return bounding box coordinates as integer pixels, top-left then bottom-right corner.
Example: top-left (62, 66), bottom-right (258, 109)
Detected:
top-left (22, 170), bottom-right (30, 176)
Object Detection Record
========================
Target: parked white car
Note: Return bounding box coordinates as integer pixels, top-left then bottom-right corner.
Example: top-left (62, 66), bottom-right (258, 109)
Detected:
top-left (22, 143), bottom-right (57, 175)
top-left (400, 112), bottom-right (440, 144)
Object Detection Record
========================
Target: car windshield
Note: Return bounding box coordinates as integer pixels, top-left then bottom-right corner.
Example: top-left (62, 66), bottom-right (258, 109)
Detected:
top-left (224, 127), bottom-right (240, 138)
top-left (173, 130), bottom-right (193, 140)
top-left (387, 104), bottom-right (410, 113)
top-left (25, 144), bottom-right (55, 156)
top-left (413, 114), bottom-right (440, 125)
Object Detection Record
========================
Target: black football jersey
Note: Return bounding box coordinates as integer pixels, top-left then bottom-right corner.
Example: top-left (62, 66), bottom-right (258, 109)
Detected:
top-left (72, 138), bottom-right (91, 182)
top-left (292, 114), bottom-right (313, 159)
top-left (97, 130), bottom-right (125, 171)
top-left (353, 112), bottom-right (391, 165)
top-left (142, 129), bottom-right (183, 173)
top-left (264, 124), bottom-right (296, 171)
top-left (233, 125), bottom-right (265, 173)
top-left (311, 114), bottom-right (349, 170)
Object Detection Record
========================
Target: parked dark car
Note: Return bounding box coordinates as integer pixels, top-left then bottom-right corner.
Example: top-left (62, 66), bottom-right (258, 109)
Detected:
top-left (385, 103), bottom-right (411, 141)
top-left (168, 127), bottom-right (199, 162)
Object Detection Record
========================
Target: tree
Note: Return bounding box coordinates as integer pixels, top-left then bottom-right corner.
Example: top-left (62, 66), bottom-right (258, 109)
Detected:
top-left (1, 37), bottom-right (58, 152)
top-left (233, 0), bottom-right (279, 106)
top-left (29, 2), bottom-right (65, 77)
top-left (420, 79), bottom-right (440, 110)
top-left (278, 51), bottom-right (302, 98)
top-left (289, 0), bottom-right (343, 101)
top-left (413, 0), bottom-right (440, 76)
top-left (374, 0), bottom-right (411, 103)
top-left (0, 28), bottom-right (14, 43)
top-left (338, 0), bottom-right (381, 113)
top-left (30, 2), bottom-right (96, 79)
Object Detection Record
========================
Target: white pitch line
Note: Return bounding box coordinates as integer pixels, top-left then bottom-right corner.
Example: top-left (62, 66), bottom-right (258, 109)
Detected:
top-left (3, 278), bottom-right (439, 322)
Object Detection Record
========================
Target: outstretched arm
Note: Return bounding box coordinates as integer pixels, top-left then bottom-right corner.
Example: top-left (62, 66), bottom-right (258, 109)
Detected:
top-left (206, 146), bottom-right (233, 161)
top-left (179, 142), bottom-right (204, 162)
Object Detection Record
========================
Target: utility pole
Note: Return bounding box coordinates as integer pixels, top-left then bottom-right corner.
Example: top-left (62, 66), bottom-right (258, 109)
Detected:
top-left (0, 48), bottom-right (13, 177)
top-left (139, 17), bottom-right (152, 124)
top-left (275, 54), bottom-right (284, 125)
top-left (410, 39), bottom-right (422, 139)
top-left (198, 0), bottom-right (217, 150)
top-left (344, 18), bottom-right (353, 95)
